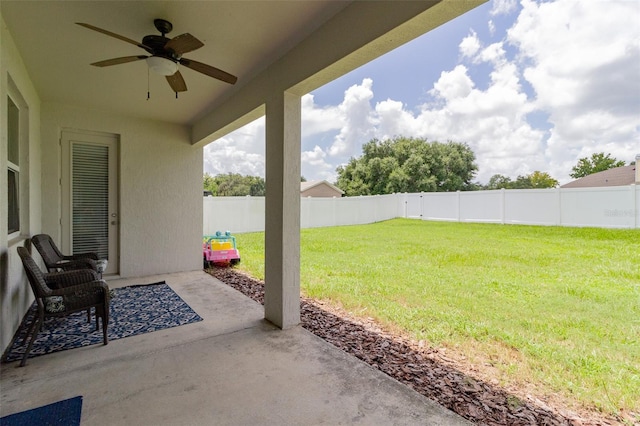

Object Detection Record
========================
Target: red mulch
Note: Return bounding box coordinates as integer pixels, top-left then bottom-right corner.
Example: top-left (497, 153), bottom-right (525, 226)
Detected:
top-left (207, 267), bottom-right (630, 426)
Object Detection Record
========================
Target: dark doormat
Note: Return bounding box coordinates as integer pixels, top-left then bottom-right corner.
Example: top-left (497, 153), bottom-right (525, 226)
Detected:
top-left (0, 396), bottom-right (82, 426)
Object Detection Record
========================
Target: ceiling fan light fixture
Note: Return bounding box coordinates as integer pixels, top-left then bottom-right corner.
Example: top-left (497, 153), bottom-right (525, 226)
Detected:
top-left (146, 56), bottom-right (178, 76)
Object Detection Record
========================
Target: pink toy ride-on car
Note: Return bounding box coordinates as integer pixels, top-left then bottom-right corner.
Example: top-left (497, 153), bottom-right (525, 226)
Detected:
top-left (203, 231), bottom-right (241, 267)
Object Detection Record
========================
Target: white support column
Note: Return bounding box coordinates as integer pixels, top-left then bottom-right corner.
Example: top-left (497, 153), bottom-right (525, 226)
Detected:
top-left (264, 91), bottom-right (301, 329)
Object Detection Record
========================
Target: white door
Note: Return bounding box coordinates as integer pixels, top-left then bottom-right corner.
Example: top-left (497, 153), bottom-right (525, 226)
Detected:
top-left (61, 130), bottom-right (119, 274)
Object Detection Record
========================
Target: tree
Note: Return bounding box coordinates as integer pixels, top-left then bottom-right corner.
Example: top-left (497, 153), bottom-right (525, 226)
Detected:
top-left (485, 171), bottom-right (558, 189)
top-left (247, 175), bottom-right (265, 196)
top-left (486, 174), bottom-right (513, 190)
top-left (570, 152), bottom-right (625, 178)
top-left (528, 171), bottom-right (559, 188)
top-left (203, 173), bottom-right (265, 196)
top-left (203, 173), bottom-right (218, 194)
top-left (335, 137), bottom-right (477, 196)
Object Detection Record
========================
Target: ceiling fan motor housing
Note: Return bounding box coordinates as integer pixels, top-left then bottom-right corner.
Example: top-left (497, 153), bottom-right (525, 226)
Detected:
top-left (142, 35), bottom-right (177, 59)
top-left (144, 19), bottom-right (178, 60)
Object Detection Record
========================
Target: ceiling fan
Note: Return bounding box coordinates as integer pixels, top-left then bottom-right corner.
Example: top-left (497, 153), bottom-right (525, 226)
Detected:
top-left (76, 19), bottom-right (237, 95)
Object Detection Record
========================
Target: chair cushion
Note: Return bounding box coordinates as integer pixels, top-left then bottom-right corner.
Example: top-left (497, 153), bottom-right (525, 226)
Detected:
top-left (96, 259), bottom-right (108, 273)
top-left (44, 296), bottom-right (65, 313)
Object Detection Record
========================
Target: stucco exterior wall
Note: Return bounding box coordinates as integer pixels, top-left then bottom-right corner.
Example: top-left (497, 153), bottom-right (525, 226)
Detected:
top-left (1, 12), bottom-right (203, 354)
top-left (1, 15), bottom-right (43, 352)
top-left (40, 104), bottom-right (202, 278)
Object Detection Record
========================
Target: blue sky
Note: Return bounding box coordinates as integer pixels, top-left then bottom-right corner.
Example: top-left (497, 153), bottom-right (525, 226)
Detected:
top-left (204, 0), bottom-right (640, 185)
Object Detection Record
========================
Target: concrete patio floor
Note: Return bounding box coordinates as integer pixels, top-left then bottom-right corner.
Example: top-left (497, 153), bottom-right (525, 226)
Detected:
top-left (1, 271), bottom-right (470, 425)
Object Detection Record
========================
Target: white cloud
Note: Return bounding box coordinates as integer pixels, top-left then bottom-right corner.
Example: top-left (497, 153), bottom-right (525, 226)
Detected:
top-left (459, 31), bottom-right (481, 59)
top-left (301, 94), bottom-right (343, 138)
top-left (418, 55), bottom-right (545, 181)
top-left (203, 117), bottom-right (265, 177)
top-left (430, 65), bottom-right (474, 100)
top-left (375, 99), bottom-right (420, 140)
top-left (488, 20), bottom-right (496, 36)
top-left (508, 0), bottom-right (640, 180)
top-left (478, 42), bottom-right (506, 65)
top-left (491, 0), bottom-right (518, 16)
top-left (327, 78), bottom-right (379, 158)
top-left (301, 145), bottom-right (334, 181)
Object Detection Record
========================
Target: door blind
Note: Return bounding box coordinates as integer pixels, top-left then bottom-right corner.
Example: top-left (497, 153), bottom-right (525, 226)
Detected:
top-left (72, 143), bottom-right (109, 259)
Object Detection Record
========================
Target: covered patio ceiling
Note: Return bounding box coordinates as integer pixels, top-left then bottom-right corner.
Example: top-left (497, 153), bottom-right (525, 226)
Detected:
top-left (1, 1), bottom-right (485, 139)
top-left (1, 1), bottom-right (350, 125)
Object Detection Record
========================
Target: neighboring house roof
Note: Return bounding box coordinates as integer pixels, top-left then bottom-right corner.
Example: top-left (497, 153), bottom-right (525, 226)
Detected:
top-left (561, 165), bottom-right (637, 188)
top-left (300, 180), bottom-right (344, 197)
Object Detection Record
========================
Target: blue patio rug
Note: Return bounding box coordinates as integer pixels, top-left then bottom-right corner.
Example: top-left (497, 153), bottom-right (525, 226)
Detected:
top-left (0, 395), bottom-right (82, 426)
top-left (2, 282), bottom-right (202, 363)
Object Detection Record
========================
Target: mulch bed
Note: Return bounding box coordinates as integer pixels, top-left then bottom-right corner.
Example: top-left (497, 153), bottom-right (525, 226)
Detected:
top-left (207, 267), bottom-right (627, 426)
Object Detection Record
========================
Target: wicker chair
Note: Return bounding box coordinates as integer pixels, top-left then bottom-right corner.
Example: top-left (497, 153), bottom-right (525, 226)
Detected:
top-left (16, 246), bottom-right (110, 367)
top-left (31, 234), bottom-right (99, 273)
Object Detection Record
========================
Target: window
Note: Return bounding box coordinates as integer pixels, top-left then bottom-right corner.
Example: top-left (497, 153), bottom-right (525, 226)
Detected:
top-left (7, 95), bottom-right (20, 234)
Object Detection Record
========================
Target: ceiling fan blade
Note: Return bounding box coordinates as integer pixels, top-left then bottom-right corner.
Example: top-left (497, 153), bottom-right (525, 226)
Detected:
top-left (179, 58), bottom-right (237, 85)
top-left (165, 33), bottom-right (204, 55)
top-left (166, 71), bottom-right (188, 93)
top-left (90, 56), bottom-right (148, 67)
top-left (76, 23), bottom-right (152, 53)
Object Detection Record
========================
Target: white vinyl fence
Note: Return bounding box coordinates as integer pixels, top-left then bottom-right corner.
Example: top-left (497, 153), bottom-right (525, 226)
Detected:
top-left (204, 185), bottom-right (639, 234)
top-left (204, 194), bottom-right (402, 234)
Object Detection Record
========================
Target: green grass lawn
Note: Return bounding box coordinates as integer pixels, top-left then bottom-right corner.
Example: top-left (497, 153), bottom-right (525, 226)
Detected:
top-left (234, 218), bottom-right (640, 415)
